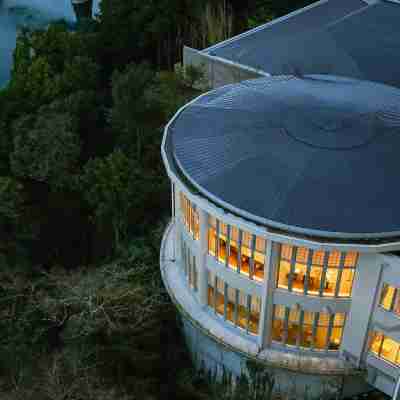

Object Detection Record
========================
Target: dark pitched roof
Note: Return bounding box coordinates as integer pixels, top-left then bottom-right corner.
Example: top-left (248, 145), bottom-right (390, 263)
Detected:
top-left (207, 0), bottom-right (400, 89)
top-left (168, 75), bottom-right (400, 239)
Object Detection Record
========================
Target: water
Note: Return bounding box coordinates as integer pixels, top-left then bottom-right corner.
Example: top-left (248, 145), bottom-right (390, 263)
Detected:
top-left (0, 0), bottom-right (99, 87)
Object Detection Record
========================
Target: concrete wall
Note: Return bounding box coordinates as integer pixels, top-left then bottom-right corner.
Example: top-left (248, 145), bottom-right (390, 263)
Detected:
top-left (340, 253), bottom-right (383, 366)
top-left (180, 312), bottom-right (368, 399)
top-left (183, 46), bottom-right (265, 89)
top-left (364, 254), bottom-right (400, 397)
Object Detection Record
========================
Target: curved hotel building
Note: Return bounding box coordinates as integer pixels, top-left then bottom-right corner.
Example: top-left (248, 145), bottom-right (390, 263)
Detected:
top-left (160, 1), bottom-right (400, 398)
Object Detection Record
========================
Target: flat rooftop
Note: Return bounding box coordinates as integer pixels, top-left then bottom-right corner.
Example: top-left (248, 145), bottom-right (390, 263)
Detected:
top-left (205, 0), bottom-right (400, 89)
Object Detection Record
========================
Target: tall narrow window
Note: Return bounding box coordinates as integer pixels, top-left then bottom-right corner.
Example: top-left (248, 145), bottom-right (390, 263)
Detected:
top-left (272, 305), bottom-right (285, 343)
top-left (380, 283), bottom-right (397, 312)
top-left (180, 192), bottom-right (199, 240)
top-left (249, 295), bottom-right (261, 335)
top-left (181, 238), bottom-right (197, 292)
top-left (328, 313), bottom-right (345, 350)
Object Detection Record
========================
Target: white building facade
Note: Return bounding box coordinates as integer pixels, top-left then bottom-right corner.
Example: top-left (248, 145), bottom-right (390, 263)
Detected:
top-left (160, 77), bottom-right (400, 398)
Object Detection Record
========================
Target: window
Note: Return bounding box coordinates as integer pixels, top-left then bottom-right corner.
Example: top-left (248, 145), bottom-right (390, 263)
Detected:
top-left (276, 244), bottom-right (358, 298)
top-left (181, 238), bottom-right (197, 292)
top-left (180, 192), bottom-right (199, 240)
top-left (271, 304), bottom-right (346, 351)
top-left (370, 332), bottom-right (400, 367)
top-left (207, 270), bottom-right (261, 335)
top-left (208, 216), bottom-right (266, 282)
top-left (379, 283), bottom-right (400, 317)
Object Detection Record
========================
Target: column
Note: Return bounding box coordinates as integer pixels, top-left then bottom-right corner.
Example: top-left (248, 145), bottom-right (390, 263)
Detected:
top-left (197, 208), bottom-right (209, 306)
top-left (340, 253), bottom-right (383, 366)
top-left (259, 241), bottom-right (280, 348)
top-left (174, 186), bottom-right (181, 262)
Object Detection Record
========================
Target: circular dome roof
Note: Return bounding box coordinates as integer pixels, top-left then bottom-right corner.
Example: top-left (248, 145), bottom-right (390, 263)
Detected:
top-left (168, 75), bottom-right (400, 239)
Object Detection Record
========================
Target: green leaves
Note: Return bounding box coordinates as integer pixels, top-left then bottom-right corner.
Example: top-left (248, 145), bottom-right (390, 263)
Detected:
top-left (0, 176), bottom-right (23, 221)
top-left (11, 111), bottom-right (81, 187)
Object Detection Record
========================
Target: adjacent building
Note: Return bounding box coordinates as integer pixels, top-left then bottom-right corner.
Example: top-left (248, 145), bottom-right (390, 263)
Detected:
top-left (160, 0), bottom-right (400, 398)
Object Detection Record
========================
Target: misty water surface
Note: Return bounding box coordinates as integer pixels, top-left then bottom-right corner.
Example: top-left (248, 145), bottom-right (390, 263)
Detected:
top-left (0, 0), bottom-right (99, 86)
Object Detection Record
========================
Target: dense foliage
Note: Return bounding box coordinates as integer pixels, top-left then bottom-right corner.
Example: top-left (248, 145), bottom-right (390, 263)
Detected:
top-left (0, 1), bottom-right (334, 400)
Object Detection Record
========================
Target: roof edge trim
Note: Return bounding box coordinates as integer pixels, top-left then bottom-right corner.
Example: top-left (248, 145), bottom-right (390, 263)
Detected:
top-left (203, 0), bottom-right (330, 54)
top-left (161, 85), bottom-right (400, 244)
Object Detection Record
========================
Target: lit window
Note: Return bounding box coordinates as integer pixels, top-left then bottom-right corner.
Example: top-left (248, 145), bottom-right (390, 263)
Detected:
top-left (181, 237), bottom-right (197, 292)
top-left (379, 283), bottom-right (400, 316)
top-left (370, 332), bottom-right (400, 366)
top-left (207, 270), bottom-right (261, 335)
top-left (272, 305), bottom-right (346, 351)
top-left (276, 245), bottom-right (358, 298)
top-left (180, 192), bottom-right (199, 240)
top-left (207, 217), bottom-right (266, 282)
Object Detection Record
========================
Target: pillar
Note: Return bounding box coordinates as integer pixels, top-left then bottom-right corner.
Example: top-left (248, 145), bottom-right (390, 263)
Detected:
top-left (259, 241), bottom-right (280, 348)
top-left (197, 208), bottom-right (209, 306)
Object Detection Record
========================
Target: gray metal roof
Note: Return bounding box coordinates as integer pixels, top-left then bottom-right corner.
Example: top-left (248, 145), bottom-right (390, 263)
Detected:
top-left (207, 0), bottom-right (400, 89)
top-left (168, 75), bottom-right (400, 239)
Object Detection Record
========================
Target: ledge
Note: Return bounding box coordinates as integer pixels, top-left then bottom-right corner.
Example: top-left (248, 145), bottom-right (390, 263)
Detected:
top-left (160, 220), bottom-right (364, 377)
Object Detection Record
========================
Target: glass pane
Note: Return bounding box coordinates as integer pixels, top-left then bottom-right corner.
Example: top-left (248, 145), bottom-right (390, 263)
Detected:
top-left (237, 291), bottom-right (248, 329)
top-left (231, 226), bottom-right (239, 242)
top-left (287, 308), bottom-right (300, 346)
top-left (281, 244), bottom-right (292, 260)
top-left (296, 247), bottom-right (309, 263)
top-left (274, 304), bottom-right (286, 320)
top-left (249, 296), bottom-right (261, 335)
top-left (289, 308), bottom-right (301, 323)
top-left (226, 286), bottom-right (236, 323)
top-left (334, 313), bottom-right (345, 326)
top-left (256, 237), bottom-right (266, 253)
top-left (193, 211), bottom-right (199, 240)
top-left (242, 231), bottom-right (252, 249)
top-left (207, 271), bottom-right (215, 307)
top-left (218, 230), bottom-right (227, 264)
top-left (324, 268), bottom-right (339, 297)
top-left (301, 323), bottom-right (313, 348)
top-left (318, 313), bottom-right (330, 326)
top-left (208, 227), bottom-right (217, 256)
top-left (338, 268), bottom-right (355, 297)
top-left (312, 250), bottom-right (325, 266)
top-left (393, 290), bottom-right (400, 316)
top-left (308, 265), bottom-right (323, 295)
top-left (370, 332), bottom-right (383, 355)
top-left (209, 215), bottom-right (217, 228)
top-left (215, 277), bottom-right (224, 316)
top-left (287, 321), bottom-right (300, 345)
top-left (228, 226), bottom-right (239, 271)
top-left (277, 260), bottom-right (291, 290)
top-left (220, 222), bottom-right (228, 236)
top-left (328, 251), bottom-right (341, 267)
top-left (380, 284), bottom-right (395, 310)
top-left (329, 327), bottom-right (343, 350)
top-left (381, 336), bottom-right (400, 364)
top-left (272, 319), bottom-right (284, 343)
top-left (240, 245), bottom-right (251, 278)
top-left (314, 326), bottom-right (328, 350)
top-left (303, 311), bottom-right (315, 325)
top-left (344, 252), bottom-right (358, 267)
top-left (193, 259), bottom-right (198, 291)
top-left (292, 262), bottom-right (307, 294)
top-left (254, 239), bottom-right (265, 282)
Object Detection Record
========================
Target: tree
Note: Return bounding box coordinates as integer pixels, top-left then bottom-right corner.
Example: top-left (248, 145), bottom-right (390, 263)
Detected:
top-left (10, 110), bottom-right (81, 188)
top-left (80, 150), bottom-right (159, 252)
top-left (110, 63), bottom-right (159, 160)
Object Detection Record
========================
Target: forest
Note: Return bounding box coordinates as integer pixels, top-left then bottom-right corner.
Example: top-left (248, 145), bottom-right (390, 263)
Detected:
top-left (0, 1), bottom-right (322, 399)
